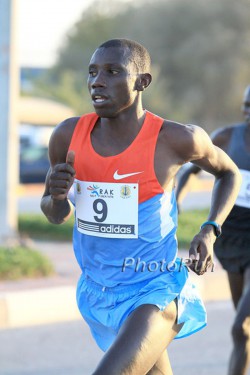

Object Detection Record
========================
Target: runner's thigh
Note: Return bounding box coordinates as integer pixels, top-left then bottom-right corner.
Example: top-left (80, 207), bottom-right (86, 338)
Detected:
top-left (92, 302), bottom-right (182, 375)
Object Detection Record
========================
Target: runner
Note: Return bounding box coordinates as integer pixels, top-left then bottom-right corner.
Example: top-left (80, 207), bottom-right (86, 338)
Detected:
top-left (41, 38), bottom-right (241, 374)
top-left (176, 86), bottom-right (250, 375)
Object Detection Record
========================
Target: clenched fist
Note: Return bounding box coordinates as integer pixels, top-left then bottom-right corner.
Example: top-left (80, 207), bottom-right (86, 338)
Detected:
top-left (49, 150), bottom-right (75, 200)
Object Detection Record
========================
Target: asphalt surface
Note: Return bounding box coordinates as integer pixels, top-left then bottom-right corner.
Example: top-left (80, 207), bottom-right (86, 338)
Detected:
top-left (0, 300), bottom-right (238, 375)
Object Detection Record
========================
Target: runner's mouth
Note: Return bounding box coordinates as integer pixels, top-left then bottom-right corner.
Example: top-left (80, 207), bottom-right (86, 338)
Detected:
top-left (92, 94), bottom-right (108, 104)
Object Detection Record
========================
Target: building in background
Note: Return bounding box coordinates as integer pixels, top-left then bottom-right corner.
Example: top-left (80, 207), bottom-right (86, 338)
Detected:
top-left (18, 94), bottom-right (75, 183)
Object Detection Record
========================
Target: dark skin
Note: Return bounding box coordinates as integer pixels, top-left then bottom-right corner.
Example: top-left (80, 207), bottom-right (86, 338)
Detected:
top-left (176, 86), bottom-right (250, 375)
top-left (41, 46), bottom-right (241, 375)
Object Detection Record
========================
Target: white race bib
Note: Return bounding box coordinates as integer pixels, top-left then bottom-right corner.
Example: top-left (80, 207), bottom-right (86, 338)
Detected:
top-left (74, 180), bottom-right (139, 238)
top-left (235, 169), bottom-right (250, 209)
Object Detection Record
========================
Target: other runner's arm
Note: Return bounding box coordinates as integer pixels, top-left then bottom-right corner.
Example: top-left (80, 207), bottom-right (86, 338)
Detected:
top-left (175, 164), bottom-right (201, 211)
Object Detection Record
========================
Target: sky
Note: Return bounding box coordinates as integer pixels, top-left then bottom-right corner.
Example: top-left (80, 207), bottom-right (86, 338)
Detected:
top-left (17, 0), bottom-right (91, 67)
top-left (17, 0), bottom-right (133, 68)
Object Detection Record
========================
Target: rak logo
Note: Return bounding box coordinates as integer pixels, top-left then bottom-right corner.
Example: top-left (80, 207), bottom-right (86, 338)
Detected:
top-left (87, 184), bottom-right (100, 197)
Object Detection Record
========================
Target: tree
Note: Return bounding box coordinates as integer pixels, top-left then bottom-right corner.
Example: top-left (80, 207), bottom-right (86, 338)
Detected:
top-left (30, 0), bottom-right (250, 131)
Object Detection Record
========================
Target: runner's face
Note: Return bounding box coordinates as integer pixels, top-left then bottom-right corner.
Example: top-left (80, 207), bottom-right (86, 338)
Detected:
top-left (87, 47), bottom-right (139, 117)
top-left (242, 87), bottom-right (250, 125)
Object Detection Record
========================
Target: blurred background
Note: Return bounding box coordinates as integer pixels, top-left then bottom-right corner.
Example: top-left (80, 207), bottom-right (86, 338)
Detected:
top-left (18, 0), bottom-right (250, 183)
top-left (0, 0), bottom-right (250, 374)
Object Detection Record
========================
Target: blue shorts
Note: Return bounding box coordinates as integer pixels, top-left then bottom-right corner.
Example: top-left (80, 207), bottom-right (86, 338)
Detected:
top-left (76, 258), bottom-right (207, 351)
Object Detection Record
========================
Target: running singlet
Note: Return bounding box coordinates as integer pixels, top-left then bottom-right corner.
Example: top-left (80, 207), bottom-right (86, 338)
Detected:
top-left (68, 111), bottom-right (179, 287)
top-left (221, 123), bottom-right (250, 241)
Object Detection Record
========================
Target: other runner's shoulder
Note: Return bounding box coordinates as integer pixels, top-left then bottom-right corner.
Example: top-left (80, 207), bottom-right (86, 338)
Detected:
top-left (210, 124), bottom-right (237, 149)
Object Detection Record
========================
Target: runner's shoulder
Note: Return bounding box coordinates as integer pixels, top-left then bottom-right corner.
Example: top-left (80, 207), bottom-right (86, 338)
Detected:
top-left (52, 116), bottom-right (81, 139)
top-left (48, 116), bottom-right (81, 161)
top-left (160, 119), bottom-right (209, 160)
top-left (50, 116), bottom-right (80, 145)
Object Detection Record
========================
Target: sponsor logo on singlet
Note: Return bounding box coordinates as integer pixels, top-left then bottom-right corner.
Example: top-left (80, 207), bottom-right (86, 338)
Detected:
top-left (113, 170), bottom-right (143, 180)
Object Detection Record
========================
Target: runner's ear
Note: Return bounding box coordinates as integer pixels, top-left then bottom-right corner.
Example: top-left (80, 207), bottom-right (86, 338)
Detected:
top-left (136, 73), bottom-right (152, 91)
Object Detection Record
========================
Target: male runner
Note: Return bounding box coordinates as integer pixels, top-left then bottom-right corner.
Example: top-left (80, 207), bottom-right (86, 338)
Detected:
top-left (41, 39), bottom-right (241, 374)
top-left (176, 85), bottom-right (250, 375)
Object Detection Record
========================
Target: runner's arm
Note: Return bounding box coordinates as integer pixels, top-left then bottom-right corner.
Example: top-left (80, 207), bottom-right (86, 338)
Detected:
top-left (177, 125), bottom-right (241, 275)
top-left (40, 118), bottom-right (78, 224)
top-left (176, 127), bottom-right (231, 209)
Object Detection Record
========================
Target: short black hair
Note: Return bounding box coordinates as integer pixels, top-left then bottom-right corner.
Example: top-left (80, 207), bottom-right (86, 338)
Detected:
top-left (97, 38), bottom-right (151, 74)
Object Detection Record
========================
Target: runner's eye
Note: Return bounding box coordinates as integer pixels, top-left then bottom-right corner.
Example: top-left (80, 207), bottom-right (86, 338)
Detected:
top-left (89, 70), bottom-right (97, 77)
top-left (109, 69), bottom-right (119, 75)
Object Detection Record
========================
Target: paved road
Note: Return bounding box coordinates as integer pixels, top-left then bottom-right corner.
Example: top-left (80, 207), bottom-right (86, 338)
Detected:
top-left (0, 300), bottom-right (243, 375)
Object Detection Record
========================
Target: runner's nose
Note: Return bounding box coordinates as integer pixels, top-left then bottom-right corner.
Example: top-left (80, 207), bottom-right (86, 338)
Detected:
top-left (91, 71), bottom-right (106, 88)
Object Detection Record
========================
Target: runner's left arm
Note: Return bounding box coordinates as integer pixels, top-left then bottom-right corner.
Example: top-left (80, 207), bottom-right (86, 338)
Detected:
top-left (178, 125), bottom-right (241, 275)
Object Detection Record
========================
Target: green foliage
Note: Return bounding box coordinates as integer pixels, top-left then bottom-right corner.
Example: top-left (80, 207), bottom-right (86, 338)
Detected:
top-left (0, 247), bottom-right (54, 280)
top-left (177, 208), bottom-right (209, 248)
top-left (27, 0), bottom-right (250, 129)
top-left (18, 210), bottom-right (208, 249)
top-left (31, 70), bottom-right (92, 116)
top-left (0, 209), bottom-right (208, 281)
top-left (18, 214), bottom-right (75, 241)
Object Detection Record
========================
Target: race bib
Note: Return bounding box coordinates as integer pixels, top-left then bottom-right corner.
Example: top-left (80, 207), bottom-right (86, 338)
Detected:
top-left (74, 180), bottom-right (139, 238)
top-left (235, 169), bottom-right (250, 209)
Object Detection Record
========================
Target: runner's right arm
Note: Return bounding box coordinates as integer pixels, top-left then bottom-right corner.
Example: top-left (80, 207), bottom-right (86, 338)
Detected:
top-left (40, 117), bottom-right (79, 224)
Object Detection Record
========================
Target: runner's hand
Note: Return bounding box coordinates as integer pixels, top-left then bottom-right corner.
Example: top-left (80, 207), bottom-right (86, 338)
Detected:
top-left (49, 150), bottom-right (75, 200)
top-left (188, 226), bottom-right (216, 275)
